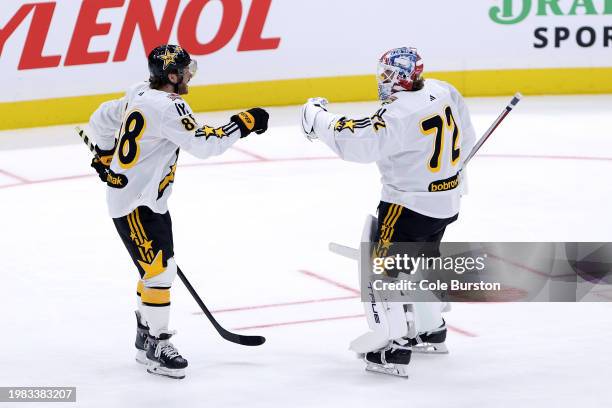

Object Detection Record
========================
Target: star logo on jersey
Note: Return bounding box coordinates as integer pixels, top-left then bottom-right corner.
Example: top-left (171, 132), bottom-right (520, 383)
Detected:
top-left (138, 250), bottom-right (165, 280)
top-left (380, 238), bottom-right (392, 250)
top-left (140, 239), bottom-right (153, 253)
top-left (202, 125), bottom-right (215, 137)
top-left (335, 119), bottom-right (356, 132)
top-left (195, 125), bottom-right (229, 140)
top-left (158, 48), bottom-right (178, 70)
top-left (334, 117), bottom-right (374, 133)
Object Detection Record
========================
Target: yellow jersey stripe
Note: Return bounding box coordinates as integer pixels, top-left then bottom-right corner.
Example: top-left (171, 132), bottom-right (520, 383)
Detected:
top-left (127, 212), bottom-right (149, 262)
top-left (134, 208), bottom-right (154, 262)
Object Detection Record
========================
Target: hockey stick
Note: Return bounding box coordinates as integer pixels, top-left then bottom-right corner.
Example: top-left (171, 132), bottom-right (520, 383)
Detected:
top-left (75, 126), bottom-right (266, 346)
top-left (462, 92), bottom-right (522, 167)
top-left (328, 242), bottom-right (359, 261)
top-left (177, 267), bottom-right (266, 346)
top-left (76, 126), bottom-right (101, 160)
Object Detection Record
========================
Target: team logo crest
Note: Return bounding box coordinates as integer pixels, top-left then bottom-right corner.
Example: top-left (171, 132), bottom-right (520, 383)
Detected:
top-left (158, 47), bottom-right (179, 69)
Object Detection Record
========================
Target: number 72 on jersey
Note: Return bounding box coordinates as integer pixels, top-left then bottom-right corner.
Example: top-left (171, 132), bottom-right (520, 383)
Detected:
top-left (420, 106), bottom-right (461, 173)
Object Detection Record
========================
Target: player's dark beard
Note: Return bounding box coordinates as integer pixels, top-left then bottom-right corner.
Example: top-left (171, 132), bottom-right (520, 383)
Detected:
top-left (170, 76), bottom-right (189, 95)
top-left (177, 81), bottom-right (189, 95)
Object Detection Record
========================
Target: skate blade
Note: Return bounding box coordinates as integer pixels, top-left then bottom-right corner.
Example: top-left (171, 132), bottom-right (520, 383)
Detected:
top-left (135, 350), bottom-right (148, 365)
top-left (412, 342), bottom-right (449, 354)
top-left (365, 362), bottom-right (409, 378)
top-left (146, 362), bottom-right (185, 379)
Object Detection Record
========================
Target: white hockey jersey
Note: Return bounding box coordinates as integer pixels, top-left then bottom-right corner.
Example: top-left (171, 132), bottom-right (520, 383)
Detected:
top-left (313, 79), bottom-right (477, 219)
top-left (89, 82), bottom-right (243, 218)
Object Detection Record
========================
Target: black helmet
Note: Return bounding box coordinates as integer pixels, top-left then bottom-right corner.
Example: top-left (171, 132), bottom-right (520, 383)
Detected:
top-left (147, 44), bottom-right (197, 90)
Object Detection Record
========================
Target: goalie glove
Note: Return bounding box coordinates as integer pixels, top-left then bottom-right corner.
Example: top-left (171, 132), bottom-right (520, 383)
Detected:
top-left (231, 107), bottom-right (269, 138)
top-left (300, 97), bottom-right (328, 141)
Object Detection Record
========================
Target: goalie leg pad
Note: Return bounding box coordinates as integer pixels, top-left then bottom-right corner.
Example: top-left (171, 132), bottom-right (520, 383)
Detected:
top-left (351, 281), bottom-right (411, 353)
top-left (350, 214), bottom-right (450, 355)
top-left (411, 302), bottom-right (445, 334)
top-left (351, 215), bottom-right (411, 353)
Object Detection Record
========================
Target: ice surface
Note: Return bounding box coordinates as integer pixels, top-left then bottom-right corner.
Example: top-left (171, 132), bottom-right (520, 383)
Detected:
top-left (1, 95), bottom-right (611, 407)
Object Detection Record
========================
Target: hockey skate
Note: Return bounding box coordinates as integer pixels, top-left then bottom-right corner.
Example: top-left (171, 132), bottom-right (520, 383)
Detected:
top-left (134, 311), bottom-right (149, 364)
top-left (364, 339), bottom-right (412, 378)
top-left (146, 331), bottom-right (188, 379)
top-left (406, 320), bottom-right (448, 354)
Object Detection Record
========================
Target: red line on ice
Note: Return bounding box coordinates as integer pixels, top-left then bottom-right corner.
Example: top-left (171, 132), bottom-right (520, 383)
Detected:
top-left (230, 145), bottom-right (269, 161)
top-left (0, 156), bottom-right (339, 190)
top-left (296, 269), bottom-right (478, 336)
top-left (0, 168), bottom-right (31, 183)
top-left (447, 324), bottom-right (478, 337)
top-left (233, 314), bottom-right (365, 330)
top-left (298, 269), bottom-right (361, 295)
top-left (233, 314), bottom-right (478, 337)
top-left (196, 295), bottom-right (359, 314)
top-left (488, 253), bottom-right (576, 278)
top-left (592, 288), bottom-right (612, 293)
top-left (2, 153), bottom-right (612, 191)
top-left (594, 293), bottom-right (612, 301)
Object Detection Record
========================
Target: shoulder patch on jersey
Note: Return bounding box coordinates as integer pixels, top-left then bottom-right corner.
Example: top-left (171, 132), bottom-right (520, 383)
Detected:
top-left (333, 108), bottom-right (387, 134)
top-left (167, 93), bottom-right (182, 101)
top-left (334, 117), bottom-right (371, 133)
top-left (430, 94), bottom-right (437, 101)
top-left (370, 108), bottom-right (387, 132)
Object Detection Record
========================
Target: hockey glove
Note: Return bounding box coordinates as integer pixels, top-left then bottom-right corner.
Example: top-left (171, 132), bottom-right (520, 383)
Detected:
top-left (90, 144), bottom-right (128, 188)
top-left (301, 97), bottom-right (328, 141)
top-left (90, 145), bottom-right (115, 183)
top-left (231, 108), bottom-right (269, 138)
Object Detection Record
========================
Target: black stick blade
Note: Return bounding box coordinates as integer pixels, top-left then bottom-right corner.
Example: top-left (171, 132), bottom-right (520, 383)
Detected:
top-left (177, 267), bottom-right (266, 347)
top-left (224, 333), bottom-right (266, 346)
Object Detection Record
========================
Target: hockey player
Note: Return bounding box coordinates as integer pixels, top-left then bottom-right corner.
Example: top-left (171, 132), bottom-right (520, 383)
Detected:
top-left (88, 44), bottom-right (269, 379)
top-left (301, 47), bottom-right (476, 376)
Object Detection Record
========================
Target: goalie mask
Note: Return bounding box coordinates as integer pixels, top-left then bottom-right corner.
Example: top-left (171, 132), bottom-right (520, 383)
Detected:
top-left (377, 47), bottom-right (423, 101)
